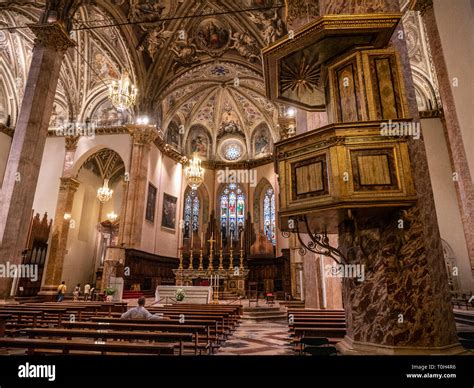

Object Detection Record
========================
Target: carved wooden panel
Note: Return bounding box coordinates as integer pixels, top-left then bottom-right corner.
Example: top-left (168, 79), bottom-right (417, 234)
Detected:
top-left (291, 155), bottom-right (329, 200)
top-left (363, 51), bottom-right (408, 120)
top-left (351, 148), bottom-right (399, 191)
top-left (335, 59), bottom-right (361, 122)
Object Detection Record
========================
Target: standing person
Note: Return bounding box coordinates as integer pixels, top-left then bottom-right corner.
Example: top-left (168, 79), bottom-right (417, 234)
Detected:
top-left (73, 283), bottom-right (81, 301)
top-left (57, 281), bottom-right (66, 302)
top-left (83, 283), bottom-right (91, 301)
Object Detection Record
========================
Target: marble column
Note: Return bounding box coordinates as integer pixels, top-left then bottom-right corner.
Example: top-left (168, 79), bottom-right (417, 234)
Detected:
top-left (413, 0), bottom-right (474, 272)
top-left (118, 125), bottom-right (158, 248)
top-left (0, 23), bottom-right (75, 300)
top-left (38, 136), bottom-right (80, 299)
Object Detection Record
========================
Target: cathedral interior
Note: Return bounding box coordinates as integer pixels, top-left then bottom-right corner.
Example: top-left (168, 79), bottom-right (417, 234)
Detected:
top-left (0, 0), bottom-right (473, 364)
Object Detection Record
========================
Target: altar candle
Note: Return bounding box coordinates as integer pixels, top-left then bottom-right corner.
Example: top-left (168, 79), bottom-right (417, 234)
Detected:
top-left (191, 230), bottom-right (193, 249)
top-left (220, 232), bottom-right (223, 249)
top-left (230, 233), bottom-right (233, 248)
top-left (241, 234), bottom-right (243, 249)
top-left (201, 232), bottom-right (203, 249)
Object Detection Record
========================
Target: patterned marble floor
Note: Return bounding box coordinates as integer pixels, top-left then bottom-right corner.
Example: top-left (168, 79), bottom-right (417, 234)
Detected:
top-left (217, 320), bottom-right (294, 356)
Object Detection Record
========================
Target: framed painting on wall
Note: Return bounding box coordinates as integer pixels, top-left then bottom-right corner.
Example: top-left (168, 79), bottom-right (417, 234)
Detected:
top-left (161, 193), bottom-right (177, 230)
top-left (145, 183), bottom-right (157, 223)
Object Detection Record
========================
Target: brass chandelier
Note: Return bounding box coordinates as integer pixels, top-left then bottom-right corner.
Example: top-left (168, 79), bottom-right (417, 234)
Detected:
top-left (184, 155), bottom-right (205, 190)
top-left (108, 69), bottom-right (138, 112)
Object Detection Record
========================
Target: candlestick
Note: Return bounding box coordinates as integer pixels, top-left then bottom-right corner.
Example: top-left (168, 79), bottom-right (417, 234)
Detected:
top-left (220, 231), bottom-right (223, 249)
top-left (178, 247), bottom-right (184, 270)
top-left (239, 248), bottom-right (244, 271)
top-left (201, 232), bottom-right (203, 249)
top-left (198, 249), bottom-right (203, 270)
top-left (218, 249), bottom-right (224, 270)
top-left (207, 233), bottom-right (215, 271)
top-left (190, 230), bottom-right (194, 250)
top-left (240, 233), bottom-right (243, 249)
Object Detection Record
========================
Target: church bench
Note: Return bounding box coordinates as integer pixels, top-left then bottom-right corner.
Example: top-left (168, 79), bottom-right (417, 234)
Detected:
top-left (90, 316), bottom-right (227, 343)
top-left (61, 321), bottom-right (215, 352)
top-left (291, 327), bottom-right (346, 340)
top-left (15, 328), bottom-right (195, 355)
top-left (148, 310), bottom-right (237, 333)
top-left (290, 322), bottom-right (346, 329)
top-left (0, 337), bottom-right (175, 355)
top-left (0, 314), bottom-right (11, 337)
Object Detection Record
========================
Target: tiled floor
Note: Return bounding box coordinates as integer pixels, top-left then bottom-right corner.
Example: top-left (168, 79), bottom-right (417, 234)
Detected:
top-left (217, 320), bottom-right (294, 356)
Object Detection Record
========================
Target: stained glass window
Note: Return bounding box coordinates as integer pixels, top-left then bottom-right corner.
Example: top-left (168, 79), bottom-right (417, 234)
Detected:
top-left (220, 184), bottom-right (245, 239)
top-left (184, 191), bottom-right (200, 238)
top-left (223, 143), bottom-right (243, 161)
top-left (264, 187), bottom-right (276, 245)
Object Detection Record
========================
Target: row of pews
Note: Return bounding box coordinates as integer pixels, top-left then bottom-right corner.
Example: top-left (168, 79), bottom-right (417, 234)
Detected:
top-left (0, 301), bottom-right (242, 355)
top-left (287, 308), bottom-right (346, 355)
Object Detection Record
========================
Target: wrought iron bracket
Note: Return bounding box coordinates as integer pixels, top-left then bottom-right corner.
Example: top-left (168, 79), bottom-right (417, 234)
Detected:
top-left (281, 215), bottom-right (347, 264)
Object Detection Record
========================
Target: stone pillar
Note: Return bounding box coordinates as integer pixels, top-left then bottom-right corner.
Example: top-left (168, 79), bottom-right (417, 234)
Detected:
top-left (38, 136), bottom-right (80, 299)
top-left (314, 2), bottom-right (460, 353)
top-left (39, 177), bottom-right (80, 298)
top-left (0, 22), bottom-right (75, 300)
top-left (413, 0), bottom-right (474, 272)
top-left (118, 125), bottom-right (158, 248)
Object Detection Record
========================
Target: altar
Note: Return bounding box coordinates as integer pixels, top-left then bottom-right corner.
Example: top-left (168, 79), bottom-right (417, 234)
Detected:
top-left (155, 285), bottom-right (212, 304)
top-left (173, 233), bottom-right (249, 298)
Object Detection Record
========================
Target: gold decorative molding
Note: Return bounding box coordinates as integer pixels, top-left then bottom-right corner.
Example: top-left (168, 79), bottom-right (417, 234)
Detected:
top-left (28, 22), bottom-right (76, 51)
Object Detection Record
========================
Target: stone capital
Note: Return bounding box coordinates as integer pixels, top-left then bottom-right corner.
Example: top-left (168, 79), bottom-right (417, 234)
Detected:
top-left (59, 177), bottom-right (80, 192)
top-left (64, 135), bottom-right (80, 151)
top-left (126, 124), bottom-right (159, 146)
top-left (28, 22), bottom-right (76, 51)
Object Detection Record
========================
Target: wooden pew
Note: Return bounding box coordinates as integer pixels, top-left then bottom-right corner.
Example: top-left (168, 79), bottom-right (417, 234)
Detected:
top-left (0, 337), bottom-right (175, 355)
top-left (17, 328), bottom-right (194, 355)
top-left (62, 321), bottom-right (213, 354)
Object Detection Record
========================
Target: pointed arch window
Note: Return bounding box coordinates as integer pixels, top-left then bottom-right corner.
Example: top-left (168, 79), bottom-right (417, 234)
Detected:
top-left (220, 183), bottom-right (245, 239)
top-left (263, 187), bottom-right (276, 245)
top-left (184, 190), bottom-right (200, 238)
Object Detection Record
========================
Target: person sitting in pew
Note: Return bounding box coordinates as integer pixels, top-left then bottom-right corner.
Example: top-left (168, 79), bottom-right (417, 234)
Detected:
top-left (121, 297), bottom-right (165, 320)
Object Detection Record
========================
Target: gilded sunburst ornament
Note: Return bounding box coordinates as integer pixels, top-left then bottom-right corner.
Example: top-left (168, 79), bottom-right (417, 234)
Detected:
top-left (280, 52), bottom-right (321, 96)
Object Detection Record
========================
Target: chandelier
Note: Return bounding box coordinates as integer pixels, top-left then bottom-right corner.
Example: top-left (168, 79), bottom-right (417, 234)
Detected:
top-left (97, 179), bottom-right (113, 203)
top-left (184, 155), bottom-right (205, 190)
top-left (108, 69), bottom-right (138, 112)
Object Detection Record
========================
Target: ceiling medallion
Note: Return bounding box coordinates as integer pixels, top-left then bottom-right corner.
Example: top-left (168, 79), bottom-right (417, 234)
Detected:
top-left (194, 17), bottom-right (231, 57)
